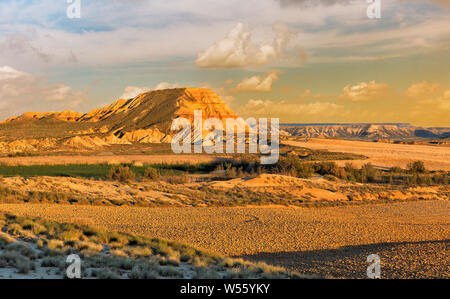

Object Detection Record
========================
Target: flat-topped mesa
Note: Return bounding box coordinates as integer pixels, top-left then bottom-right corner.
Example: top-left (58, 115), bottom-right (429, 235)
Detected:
top-left (77, 87), bottom-right (237, 123)
top-left (282, 124), bottom-right (450, 139)
top-left (94, 87), bottom-right (238, 144)
top-left (2, 87), bottom-right (237, 124)
top-left (0, 87), bottom-right (240, 148)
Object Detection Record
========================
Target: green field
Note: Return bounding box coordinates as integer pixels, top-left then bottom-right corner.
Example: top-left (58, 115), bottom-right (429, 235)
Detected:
top-left (0, 163), bottom-right (219, 178)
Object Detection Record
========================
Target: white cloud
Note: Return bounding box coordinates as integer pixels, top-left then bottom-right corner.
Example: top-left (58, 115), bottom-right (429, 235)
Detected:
top-left (154, 82), bottom-right (181, 90)
top-left (0, 66), bottom-right (87, 120)
top-left (233, 71), bottom-right (280, 92)
top-left (276, 0), bottom-right (355, 7)
top-left (120, 82), bottom-right (181, 99)
top-left (415, 88), bottom-right (450, 110)
top-left (339, 81), bottom-right (390, 102)
top-left (0, 1), bottom-right (448, 70)
top-left (401, 0), bottom-right (450, 8)
top-left (435, 90), bottom-right (450, 110)
top-left (436, 90), bottom-right (450, 110)
top-left (405, 81), bottom-right (440, 99)
top-left (120, 86), bottom-right (151, 99)
top-left (196, 22), bottom-right (298, 68)
top-left (238, 98), bottom-right (343, 118)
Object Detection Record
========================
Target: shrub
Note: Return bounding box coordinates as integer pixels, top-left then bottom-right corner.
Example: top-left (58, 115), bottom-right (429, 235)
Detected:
top-left (21, 220), bottom-right (47, 235)
top-left (163, 174), bottom-right (191, 184)
top-left (59, 229), bottom-right (83, 242)
top-left (129, 264), bottom-right (160, 279)
top-left (313, 162), bottom-right (340, 177)
top-left (276, 156), bottom-right (314, 178)
top-left (95, 268), bottom-right (122, 279)
top-left (41, 256), bottom-right (65, 268)
top-left (110, 249), bottom-right (128, 258)
top-left (47, 239), bottom-right (64, 250)
top-left (5, 242), bottom-right (37, 259)
top-left (159, 265), bottom-right (182, 277)
top-left (144, 168), bottom-right (160, 181)
top-left (15, 256), bottom-right (33, 274)
top-left (0, 251), bottom-right (34, 274)
top-left (108, 166), bottom-right (136, 183)
top-left (407, 161), bottom-right (427, 174)
top-left (75, 241), bottom-right (103, 253)
top-left (390, 166), bottom-right (404, 173)
top-left (125, 246), bottom-right (152, 258)
top-left (0, 232), bottom-right (16, 246)
top-left (361, 163), bottom-right (377, 183)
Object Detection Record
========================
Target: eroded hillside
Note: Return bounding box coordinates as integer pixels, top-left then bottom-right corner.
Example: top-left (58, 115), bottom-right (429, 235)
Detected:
top-left (0, 88), bottom-right (237, 154)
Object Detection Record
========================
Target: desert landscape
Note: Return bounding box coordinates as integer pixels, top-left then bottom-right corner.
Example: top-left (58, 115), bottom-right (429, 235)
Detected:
top-left (0, 87), bottom-right (448, 279)
top-left (1, 0), bottom-right (449, 283)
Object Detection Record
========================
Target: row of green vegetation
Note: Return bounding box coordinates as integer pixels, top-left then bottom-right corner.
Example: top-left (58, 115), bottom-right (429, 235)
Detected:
top-left (0, 156), bottom-right (447, 187)
top-left (0, 163), bottom-right (218, 180)
top-left (214, 157), bottom-right (450, 186)
top-left (3, 143), bottom-right (366, 160)
top-left (278, 144), bottom-right (367, 161)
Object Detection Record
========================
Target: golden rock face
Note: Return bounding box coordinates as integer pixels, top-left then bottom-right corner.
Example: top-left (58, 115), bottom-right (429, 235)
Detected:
top-left (4, 87), bottom-right (237, 124)
top-left (174, 88), bottom-right (237, 121)
top-left (0, 88), bottom-right (240, 151)
top-left (74, 87), bottom-right (236, 124)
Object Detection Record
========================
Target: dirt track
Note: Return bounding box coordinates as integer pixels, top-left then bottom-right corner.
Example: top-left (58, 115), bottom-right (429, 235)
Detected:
top-left (285, 138), bottom-right (450, 170)
top-left (1, 200), bottom-right (448, 278)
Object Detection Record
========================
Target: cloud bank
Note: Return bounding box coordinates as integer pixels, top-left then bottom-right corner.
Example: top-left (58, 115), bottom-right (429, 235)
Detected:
top-left (120, 82), bottom-right (181, 99)
top-left (339, 81), bottom-right (390, 102)
top-left (233, 71), bottom-right (280, 92)
top-left (0, 66), bottom-right (87, 119)
top-left (196, 22), bottom-right (297, 68)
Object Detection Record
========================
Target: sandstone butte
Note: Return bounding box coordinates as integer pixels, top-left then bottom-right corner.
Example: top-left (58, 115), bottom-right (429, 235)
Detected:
top-left (0, 88), bottom-right (239, 152)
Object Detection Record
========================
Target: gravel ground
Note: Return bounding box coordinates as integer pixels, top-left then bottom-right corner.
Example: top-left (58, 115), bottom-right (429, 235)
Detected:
top-left (244, 240), bottom-right (449, 279)
top-left (0, 200), bottom-right (448, 278)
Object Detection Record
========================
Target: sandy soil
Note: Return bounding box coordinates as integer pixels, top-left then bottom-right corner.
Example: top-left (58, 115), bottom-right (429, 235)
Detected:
top-left (1, 200), bottom-right (448, 278)
top-left (0, 176), bottom-right (180, 206)
top-left (0, 154), bottom-right (225, 166)
top-left (285, 138), bottom-right (450, 170)
top-left (2, 175), bottom-right (447, 207)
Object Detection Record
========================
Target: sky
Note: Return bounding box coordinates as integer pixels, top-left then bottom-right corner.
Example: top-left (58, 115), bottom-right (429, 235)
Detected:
top-left (0, 0), bottom-right (449, 126)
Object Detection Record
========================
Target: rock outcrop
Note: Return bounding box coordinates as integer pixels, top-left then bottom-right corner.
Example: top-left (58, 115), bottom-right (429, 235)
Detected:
top-left (0, 88), bottom-right (238, 153)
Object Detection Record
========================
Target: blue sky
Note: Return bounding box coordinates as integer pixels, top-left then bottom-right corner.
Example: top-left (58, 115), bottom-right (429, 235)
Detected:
top-left (0, 0), bottom-right (449, 126)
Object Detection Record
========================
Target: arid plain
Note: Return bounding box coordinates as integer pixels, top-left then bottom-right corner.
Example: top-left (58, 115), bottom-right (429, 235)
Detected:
top-left (0, 89), bottom-right (448, 279)
top-left (0, 139), bottom-right (448, 278)
top-left (1, 200), bottom-right (448, 279)
top-left (285, 138), bottom-right (450, 171)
